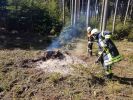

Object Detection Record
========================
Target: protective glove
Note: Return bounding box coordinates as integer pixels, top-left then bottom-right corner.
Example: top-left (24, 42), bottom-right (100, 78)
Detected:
top-left (98, 51), bottom-right (103, 55)
top-left (95, 50), bottom-right (104, 64)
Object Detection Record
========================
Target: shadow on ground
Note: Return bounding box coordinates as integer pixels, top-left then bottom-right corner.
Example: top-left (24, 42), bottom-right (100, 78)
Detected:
top-left (89, 74), bottom-right (133, 86)
top-left (112, 75), bottom-right (133, 86)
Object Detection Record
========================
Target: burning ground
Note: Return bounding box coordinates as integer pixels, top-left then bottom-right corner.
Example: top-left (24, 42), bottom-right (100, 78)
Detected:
top-left (0, 40), bottom-right (133, 99)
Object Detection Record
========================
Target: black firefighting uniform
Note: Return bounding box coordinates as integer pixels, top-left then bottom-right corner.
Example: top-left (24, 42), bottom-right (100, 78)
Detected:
top-left (88, 36), bottom-right (94, 56)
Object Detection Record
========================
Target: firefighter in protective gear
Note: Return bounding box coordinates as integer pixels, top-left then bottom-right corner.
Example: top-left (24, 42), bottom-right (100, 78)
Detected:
top-left (87, 27), bottom-right (94, 56)
top-left (91, 29), bottom-right (122, 79)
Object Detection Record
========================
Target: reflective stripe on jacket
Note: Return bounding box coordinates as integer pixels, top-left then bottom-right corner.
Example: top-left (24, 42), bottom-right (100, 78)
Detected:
top-left (97, 31), bottom-right (122, 66)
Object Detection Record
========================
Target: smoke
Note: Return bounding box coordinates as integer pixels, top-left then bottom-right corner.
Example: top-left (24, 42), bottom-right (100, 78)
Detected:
top-left (47, 0), bottom-right (99, 50)
top-left (47, 13), bottom-right (97, 50)
top-left (47, 24), bottom-right (84, 50)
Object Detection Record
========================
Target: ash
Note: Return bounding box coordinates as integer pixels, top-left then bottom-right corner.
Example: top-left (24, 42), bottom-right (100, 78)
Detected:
top-left (36, 50), bottom-right (87, 75)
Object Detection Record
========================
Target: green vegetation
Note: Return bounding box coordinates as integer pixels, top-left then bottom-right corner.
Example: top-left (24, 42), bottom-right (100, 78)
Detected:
top-left (107, 19), bottom-right (133, 40)
top-left (0, 0), bottom-right (64, 49)
top-left (128, 29), bottom-right (133, 42)
top-left (7, 0), bottom-right (62, 34)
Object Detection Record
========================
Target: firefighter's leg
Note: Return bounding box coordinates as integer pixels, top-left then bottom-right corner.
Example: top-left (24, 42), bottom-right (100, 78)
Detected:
top-left (104, 65), bottom-right (113, 79)
top-left (88, 49), bottom-right (92, 56)
top-left (88, 43), bottom-right (93, 56)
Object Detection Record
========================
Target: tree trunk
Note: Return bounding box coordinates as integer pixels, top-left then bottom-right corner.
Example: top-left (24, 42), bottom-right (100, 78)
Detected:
top-left (130, 2), bottom-right (133, 17)
top-left (73, 0), bottom-right (77, 25)
top-left (112, 0), bottom-right (119, 34)
top-left (62, 0), bottom-right (65, 25)
top-left (71, 0), bottom-right (74, 25)
top-left (124, 0), bottom-right (131, 26)
top-left (86, 0), bottom-right (90, 28)
top-left (100, 0), bottom-right (105, 31)
top-left (95, 0), bottom-right (98, 21)
top-left (70, 0), bottom-right (72, 24)
top-left (77, 0), bottom-right (80, 19)
top-left (102, 0), bottom-right (108, 32)
top-left (130, 1), bottom-right (133, 20)
top-left (81, 0), bottom-right (84, 13)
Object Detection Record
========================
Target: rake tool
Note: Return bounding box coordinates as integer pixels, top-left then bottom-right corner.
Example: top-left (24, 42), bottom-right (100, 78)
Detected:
top-left (90, 50), bottom-right (105, 76)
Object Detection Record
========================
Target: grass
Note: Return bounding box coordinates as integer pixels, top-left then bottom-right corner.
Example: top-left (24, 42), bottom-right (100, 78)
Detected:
top-left (0, 40), bottom-right (133, 99)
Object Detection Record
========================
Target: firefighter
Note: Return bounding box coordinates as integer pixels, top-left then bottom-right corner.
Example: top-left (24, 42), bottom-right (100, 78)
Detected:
top-left (90, 29), bottom-right (122, 79)
top-left (87, 27), bottom-right (94, 56)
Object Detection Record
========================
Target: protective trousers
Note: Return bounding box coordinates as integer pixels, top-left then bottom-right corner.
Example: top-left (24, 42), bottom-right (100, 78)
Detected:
top-left (100, 55), bottom-right (113, 79)
top-left (88, 42), bottom-right (93, 56)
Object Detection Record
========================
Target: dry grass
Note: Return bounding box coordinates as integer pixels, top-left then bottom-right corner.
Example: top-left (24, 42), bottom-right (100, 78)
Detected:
top-left (0, 40), bottom-right (133, 99)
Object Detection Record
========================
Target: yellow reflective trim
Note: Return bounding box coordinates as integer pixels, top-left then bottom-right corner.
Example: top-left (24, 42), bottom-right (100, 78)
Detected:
top-left (104, 48), bottom-right (109, 53)
top-left (104, 55), bottom-right (123, 66)
top-left (98, 51), bottom-right (102, 55)
top-left (104, 60), bottom-right (113, 66)
top-left (105, 71), bottom-right (110, 74)
top-left (112, 55), bottom-right (122, 60)
top-left (105, 35), bottom-right (111, 39)
top-left (112, 55), bottom-right (123, 63)
top-left (106, 69), bottom-right (112, 74)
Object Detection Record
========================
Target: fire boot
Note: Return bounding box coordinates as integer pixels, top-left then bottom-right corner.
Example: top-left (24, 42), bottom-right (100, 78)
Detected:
top-left (105, 69), bottom-right (113, 79)
top-left (105, 73), bottom-right (113, 79)
top-left (104, 66), bottom-right (113, 79)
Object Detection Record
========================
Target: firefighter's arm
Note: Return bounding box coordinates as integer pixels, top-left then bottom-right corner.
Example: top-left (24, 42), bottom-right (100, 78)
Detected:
top-left (99, 39), bottom-right (107, 48)
top-left (95, 50), bottom-right (104, 63)
top-left (95, 46), bottom-right (103, 63)
top-left (100, 39), bottom-right (109, 53)
top-left (103, 32), bottom-right (112, 48)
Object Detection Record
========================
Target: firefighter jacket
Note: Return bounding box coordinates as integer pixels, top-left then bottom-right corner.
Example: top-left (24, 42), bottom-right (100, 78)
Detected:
top-left (96, 31), bottom-right (122, 66)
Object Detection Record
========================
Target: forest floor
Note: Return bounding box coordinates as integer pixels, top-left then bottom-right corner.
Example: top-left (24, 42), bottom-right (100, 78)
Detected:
top-left (0, 39), bottom-right (133, 100)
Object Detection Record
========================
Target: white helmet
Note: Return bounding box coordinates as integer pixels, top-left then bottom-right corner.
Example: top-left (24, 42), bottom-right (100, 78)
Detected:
top-left (87, 27), bottom-right (92, 33)
top-left (91, 29), bottom-right (99, 35)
